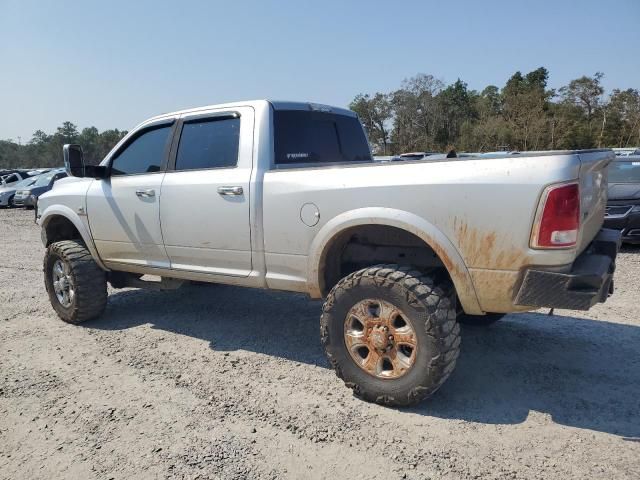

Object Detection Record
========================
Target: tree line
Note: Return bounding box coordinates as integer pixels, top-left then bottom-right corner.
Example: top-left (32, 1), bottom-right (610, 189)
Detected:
top-left (350, 68), bottom-right (640, 155)
top-left (2, 67), bottom-right (639, 169)
top-left (0, 122), bottom-right (127, 169)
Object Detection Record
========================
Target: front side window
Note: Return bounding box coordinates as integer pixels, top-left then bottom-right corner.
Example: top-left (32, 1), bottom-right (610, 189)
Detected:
top-left (274, 110), bottom-right (372, 166)
top-left (111, 125), bottom-right (172, 176)
top-left (175, 117), bottom-right (240, 171)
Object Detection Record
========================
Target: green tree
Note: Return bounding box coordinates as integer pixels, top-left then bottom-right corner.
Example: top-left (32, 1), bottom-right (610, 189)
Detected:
top-left (391, 73), bottom-right (445, 152)
top-left (435, 79), bottom-right (477, 146)
top-left (350, 93), bottom-right (393, 154)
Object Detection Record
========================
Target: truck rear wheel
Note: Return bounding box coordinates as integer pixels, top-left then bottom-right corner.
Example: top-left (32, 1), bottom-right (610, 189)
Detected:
top-left (320, 264), bottom-right (460, 407)
top-left (44, 240), bottom-right (107, 324)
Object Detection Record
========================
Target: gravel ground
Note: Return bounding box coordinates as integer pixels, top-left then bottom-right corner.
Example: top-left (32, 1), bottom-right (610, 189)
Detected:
top-left (1, 208), bottom-right (639, 480)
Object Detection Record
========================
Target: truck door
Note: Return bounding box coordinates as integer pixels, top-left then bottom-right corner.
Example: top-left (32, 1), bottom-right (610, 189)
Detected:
top-left (86, 120), bottom-right (175, 268)
top-left (159, 107), bottom-right (254, 276)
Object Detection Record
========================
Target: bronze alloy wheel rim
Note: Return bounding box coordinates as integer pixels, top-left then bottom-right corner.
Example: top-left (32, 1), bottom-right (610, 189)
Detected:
top-left (343, 299), bottom-right (418, 379)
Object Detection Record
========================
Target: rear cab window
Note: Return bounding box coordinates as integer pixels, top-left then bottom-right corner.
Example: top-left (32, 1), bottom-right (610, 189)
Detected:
top-left (273, 109), bottom-right (372, 167)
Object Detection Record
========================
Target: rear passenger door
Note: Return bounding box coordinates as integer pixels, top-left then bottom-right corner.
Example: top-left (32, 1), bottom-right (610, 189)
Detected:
top-left (159, 107), bottom-right (254, 276)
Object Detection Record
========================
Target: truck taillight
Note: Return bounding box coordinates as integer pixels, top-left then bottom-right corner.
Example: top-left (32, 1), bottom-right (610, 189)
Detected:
top-left (532, 183), bottom-right (580, 248)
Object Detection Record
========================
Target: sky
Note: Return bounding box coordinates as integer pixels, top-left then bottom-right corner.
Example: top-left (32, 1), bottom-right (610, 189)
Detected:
top-left (1, 0), bottom-right (639, 141)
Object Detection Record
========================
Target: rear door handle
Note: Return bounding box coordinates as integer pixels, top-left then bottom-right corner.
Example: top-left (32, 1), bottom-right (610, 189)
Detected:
top-left (135, 189), bottom-right (156, 198)
top-left (217, 186), bottom-right (243, 196)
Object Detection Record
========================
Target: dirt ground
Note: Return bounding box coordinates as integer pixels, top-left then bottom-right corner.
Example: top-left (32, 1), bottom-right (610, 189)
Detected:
top-left (1, 208), bottom-right (639, 480)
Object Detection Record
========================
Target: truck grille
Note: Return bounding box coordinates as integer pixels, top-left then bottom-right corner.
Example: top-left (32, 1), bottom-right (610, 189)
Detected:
top-left (605, 205), bottom-right (632, 218)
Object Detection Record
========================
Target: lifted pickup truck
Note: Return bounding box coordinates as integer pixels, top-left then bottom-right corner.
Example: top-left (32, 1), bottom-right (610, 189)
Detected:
top-left (37, 100), bottom-right (620, 406)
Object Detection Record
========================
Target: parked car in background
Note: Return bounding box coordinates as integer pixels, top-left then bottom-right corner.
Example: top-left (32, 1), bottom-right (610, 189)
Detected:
top-left (391, 151), bottom-right (440, 161)
top-left (0, 176), bottom-right (39, 207)
top-left (613, 147), bottom-right (640, 157)
top-left (604, 155), bottom-right (640, 244)
top-left (478, 151), bottom-right (521, 157)
top-left (14, 169), bottom-right (67, 208)
top-left (1, 171), bottom-right (32, 188)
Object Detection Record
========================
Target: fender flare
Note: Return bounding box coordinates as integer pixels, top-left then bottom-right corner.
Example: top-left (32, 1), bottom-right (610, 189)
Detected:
top-left (39, 205), bottom-right (109, 271)
top-left (306, 207), bottom-right (482, 315)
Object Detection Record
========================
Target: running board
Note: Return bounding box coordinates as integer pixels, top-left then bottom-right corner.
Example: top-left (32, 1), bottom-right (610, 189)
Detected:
top-left (108, 272), bottom-right (185, 290)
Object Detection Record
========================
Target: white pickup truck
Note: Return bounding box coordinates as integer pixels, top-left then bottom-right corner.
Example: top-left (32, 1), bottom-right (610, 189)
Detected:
top-left (36, 100), bottom-right (620, 406)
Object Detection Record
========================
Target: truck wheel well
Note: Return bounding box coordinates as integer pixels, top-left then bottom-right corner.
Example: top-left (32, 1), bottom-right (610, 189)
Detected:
top-left (44, 216), bottom-right (82, 246)
top-left (320, 225), bottom-right (449, 296)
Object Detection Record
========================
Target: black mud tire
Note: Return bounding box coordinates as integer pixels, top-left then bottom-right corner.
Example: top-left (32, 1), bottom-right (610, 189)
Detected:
top-left (8, 195), bottom-right (15, 208)
top-left (320, 264), bottom-right (460, 407)
top-left (44, 240), bottom-right (107, 324)
top-left (457, 313), bottom-right (505, 326)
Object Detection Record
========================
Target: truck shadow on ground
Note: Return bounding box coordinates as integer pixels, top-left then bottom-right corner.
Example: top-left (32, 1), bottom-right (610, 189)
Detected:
top-left (91, 283), bottom-right (640, 438)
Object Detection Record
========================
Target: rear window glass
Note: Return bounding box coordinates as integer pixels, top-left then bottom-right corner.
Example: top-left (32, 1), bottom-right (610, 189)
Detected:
top-left (274, 110), bottom-right (372, 165)
top-left (608, 161), bottom-right (640, 183)
top-left (3, 174), bottom-right (19, 184)
top-left (175, 117), bottom-right (240, 171)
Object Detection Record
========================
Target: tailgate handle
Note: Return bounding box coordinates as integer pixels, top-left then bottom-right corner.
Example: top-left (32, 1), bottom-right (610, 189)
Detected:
top-left (218, 186), bottom-right (243, 196)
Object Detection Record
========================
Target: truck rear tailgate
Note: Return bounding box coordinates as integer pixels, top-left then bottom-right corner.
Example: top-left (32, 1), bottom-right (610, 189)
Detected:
top-left (576, 150), bottom-right (615, 253)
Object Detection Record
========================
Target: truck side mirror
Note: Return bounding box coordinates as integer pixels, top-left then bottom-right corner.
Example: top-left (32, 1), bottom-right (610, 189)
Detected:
top-left (63, 144), bottom-right (85, 177)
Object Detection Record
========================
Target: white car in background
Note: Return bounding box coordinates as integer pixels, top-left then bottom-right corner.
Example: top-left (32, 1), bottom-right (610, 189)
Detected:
top-left (1, 171), bottom-right (30, 188)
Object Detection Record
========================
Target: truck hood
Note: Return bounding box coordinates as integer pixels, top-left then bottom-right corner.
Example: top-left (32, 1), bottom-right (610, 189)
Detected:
top-left (607, 183), bottom-right (640, 201)
top-left (54, 176), bottom-right (86, 187)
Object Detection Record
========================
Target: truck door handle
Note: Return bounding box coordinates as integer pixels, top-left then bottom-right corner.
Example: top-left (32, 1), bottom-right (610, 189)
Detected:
top-left (135, 189), bottom-right (156, 198)
top-left (217, 186), bottom-right (243, 196)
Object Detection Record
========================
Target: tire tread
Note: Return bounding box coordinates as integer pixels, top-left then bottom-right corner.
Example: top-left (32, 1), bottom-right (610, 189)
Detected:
top-left (320, 263), bottom-right (460, 407)
top-left (44, 240), bottom-right (107, 324)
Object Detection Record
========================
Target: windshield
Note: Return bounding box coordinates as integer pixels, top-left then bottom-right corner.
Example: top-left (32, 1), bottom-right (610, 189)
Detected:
top-left (34, 172), bottom-right (56, 187)
top-left (608, 160), bottom-right (640, 183)
top-left (14, 177), bottom-right (37, 188)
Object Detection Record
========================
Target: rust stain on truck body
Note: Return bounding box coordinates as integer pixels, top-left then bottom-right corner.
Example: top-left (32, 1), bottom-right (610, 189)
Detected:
top-left (452, 217), bottom-right (530, 312)
top-left (452, 217), bottom-right (528, 270)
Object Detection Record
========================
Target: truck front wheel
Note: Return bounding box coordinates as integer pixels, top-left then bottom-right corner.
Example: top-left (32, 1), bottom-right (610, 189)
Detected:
top-left (44, 240), bottom-right (107, 324)
top-left (320, 264), bottom-right (460, 407)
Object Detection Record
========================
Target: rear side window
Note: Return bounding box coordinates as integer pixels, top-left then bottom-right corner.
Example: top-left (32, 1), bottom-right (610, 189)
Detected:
top-left (175, 117), bottom-right (240, 171)
top-left (111, 125), bottom-right (172, 176)
top-left (274, 110), bottom-right (372, 166)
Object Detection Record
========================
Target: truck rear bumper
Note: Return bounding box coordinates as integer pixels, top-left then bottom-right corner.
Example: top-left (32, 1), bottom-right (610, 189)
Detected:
top-left (514, 229), bottom-right (621, 311)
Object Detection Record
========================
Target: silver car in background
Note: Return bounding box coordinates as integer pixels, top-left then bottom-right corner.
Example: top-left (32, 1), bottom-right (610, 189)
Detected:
top-left (0, 176), bottom-right (39, 208)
